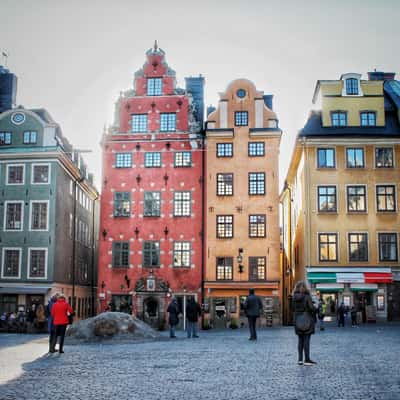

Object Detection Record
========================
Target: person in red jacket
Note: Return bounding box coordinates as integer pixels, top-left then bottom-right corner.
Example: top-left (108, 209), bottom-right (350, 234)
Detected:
top-left (50, 293), bottom-right (74, 354)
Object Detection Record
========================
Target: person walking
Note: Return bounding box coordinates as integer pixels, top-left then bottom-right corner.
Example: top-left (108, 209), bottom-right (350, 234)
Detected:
top-left (317, 299), bottom-right (326, 331)
top-left (46, 294), bottom-right (58, 352)
top-left (244, 288), bottom-right (263, 341)
top-left (50, 294), bottom-right (74, 354)
top-left (337, 302), bottom-right (346, 327)
top-left (167, 297), bottom-right (180, 338)
top-left (350, 305), bottom-right (357, 327)
top-left (292, 281), bottom-right (317, 366)
top-left (186, 297), bottom-right (201, 338)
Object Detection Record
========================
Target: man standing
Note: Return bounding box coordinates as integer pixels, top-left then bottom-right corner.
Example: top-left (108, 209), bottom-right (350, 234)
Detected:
top-left (167, 297), bottom-right (180, 338)
top-left (244, 288), bottom-right (263, 341)
top-left (46, 293), bottom-right (58, 352)
top-left (186, 297), bottom-right (201, 338)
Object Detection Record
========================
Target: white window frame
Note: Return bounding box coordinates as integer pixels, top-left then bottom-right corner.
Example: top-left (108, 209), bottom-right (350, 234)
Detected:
top-left (29, 200), bottom-right (50, 231)
top-left (31, 163), bottom-right (51, 185)
top-left (6, 164), bottom-right (25, 185)
top-left (375, 183), bottom-right (397, 213)
top-left (1, 247), bottom-right (22, 279)
top-left (345, 184), bottom-right (368, 213)
top-left (4, 200), bottom-right (24, 231)
top-left (347, 231), bottom-right (369, 263)
top-left (376, 231), bottom-right (399, 263)
top-left (341, 73), bottom-right (363, 97)
top-left (374, 146), bottom-right (395, 169)
top-left (317, 232), bottom-right (340, 263)
top-left (316, 184), bottom-right (339, 214)
top-left (27, 247), bottom-right (48, 279)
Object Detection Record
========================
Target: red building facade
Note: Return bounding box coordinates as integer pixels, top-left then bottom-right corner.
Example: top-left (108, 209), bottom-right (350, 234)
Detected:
top-left (98, 44), bottom-right (204, 329)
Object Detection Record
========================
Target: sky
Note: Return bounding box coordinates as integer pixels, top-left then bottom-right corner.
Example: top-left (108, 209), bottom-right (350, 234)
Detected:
top-left (1, 0), bottom-right (399, 189)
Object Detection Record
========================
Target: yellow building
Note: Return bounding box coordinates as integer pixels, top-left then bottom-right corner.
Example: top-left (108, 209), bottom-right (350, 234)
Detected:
top-left (204, 79), bottom-right (282, 327)
top-left (281, 72), bottom-right (400, 323)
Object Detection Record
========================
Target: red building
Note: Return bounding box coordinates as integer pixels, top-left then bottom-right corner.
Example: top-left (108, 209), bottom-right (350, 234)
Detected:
top-left (98, 43), bottom-right (204, 329)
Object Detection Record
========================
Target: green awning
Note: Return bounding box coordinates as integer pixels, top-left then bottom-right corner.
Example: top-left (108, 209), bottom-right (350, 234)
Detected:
top-left (307, 272), bottom-right (336, 283)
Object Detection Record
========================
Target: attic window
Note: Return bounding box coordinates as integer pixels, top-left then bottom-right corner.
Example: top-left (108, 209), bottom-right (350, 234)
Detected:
top-left (345, 78), bottom-right (359, 95)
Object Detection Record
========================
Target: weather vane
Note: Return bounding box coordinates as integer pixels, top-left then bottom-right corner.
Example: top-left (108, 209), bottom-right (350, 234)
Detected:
top-left (1, 50), bottom-right (9, 67)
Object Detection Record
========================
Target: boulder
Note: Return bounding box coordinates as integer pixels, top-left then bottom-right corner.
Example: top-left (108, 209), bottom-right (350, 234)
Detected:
top-left (66, 312), bottom-right (159, 343)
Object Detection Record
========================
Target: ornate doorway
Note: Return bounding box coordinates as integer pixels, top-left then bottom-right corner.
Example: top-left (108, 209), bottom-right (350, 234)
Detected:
top-left (143, 297), bottom-right (159, 329)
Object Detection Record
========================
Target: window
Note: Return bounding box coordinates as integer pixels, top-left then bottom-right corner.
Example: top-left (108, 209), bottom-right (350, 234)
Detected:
top-left (7, 165), bottom-right (24, 184)
top-left (112, 242), bottom-right (129, 268)
top-left (144, 192), bottom-right (161, 217)
top-left (30, 201), bottom-right (48, 230)
top-left (360, 112), bottom-right (376, 127)
top-left (174, 152), bottom-right (191, 167)
top-left (173, 242), bottom-right (191, 267)
top-left (143, 241), bottom-right (160, 267)
top-left (115, 153), bottom-right (132, 168)
top-left (345, 78), bottom-right (359, 95)
top-left (131, 114), bottom-right (147, 133)
top-left (318, 186), bottom-right (337, 212)
top-left (217, 215), bottom-right (233, 238)
top-left (23, 131), bottom-right (37, 144)
top-left (147, 78), bottom-right (162, 96)
top-left (249, 215), bottom-right (266, 238)
top-left (114, 192), bottom-right (130, 217)
top-left (331, 112), bottom-right (347, 127)
top-left (144, 152), bottom-right (161, 167)
top-left (376, 185), bottom-right (396, 211)
top-left (317, 148), bottom-right (335, 168)
top-left (347, 186), bottom-right (366, 212)
top-left (217, 143), bottom-right (233, 157)
top-left (348, 233), bottom-right (368, 262)
top-left (0, 132), bottom-right (11, 145)
top-left (1, 249), bottom-right (21, 278)
top-left (248, 142), bottom-right (265, 157)
top-left (32, 164), bottom-right (50, 184)
top-left (248, 172), bottom-right (265, 195)
top-left (375, 148), bottom-right (394, 168)
top-left (216, 257), bottom-right (233, 280)
top-left (249, 257), bottom-right (266, 281)
top-left (346, 148), bottom-right (364, 168)
top-left (378, 233), bottom-right (398, 262)
top-left (235, 111), bottom-right (248, 126)
top-left (217, 173), bottom-right (233, 196)
top-left (4, 202), bottom-right (23, 231)
top-left (28, 249), bottom-right (47, 278)
top-left (160, 113), bottom-right (176, 132)
top-left (318, 233), bottom-right (338, 261)
top-left (173, 192), bottom-right (191, 216)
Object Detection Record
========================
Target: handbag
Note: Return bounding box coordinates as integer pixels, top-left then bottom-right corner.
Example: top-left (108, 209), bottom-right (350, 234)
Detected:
top-left (296, 312), bottom-right (312, 332)
top-left (67, 312), bottom-right (74, 325)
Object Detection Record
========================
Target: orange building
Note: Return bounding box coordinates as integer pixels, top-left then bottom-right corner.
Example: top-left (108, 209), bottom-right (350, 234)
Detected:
top-left (204, 79), bottom-right (282, 327)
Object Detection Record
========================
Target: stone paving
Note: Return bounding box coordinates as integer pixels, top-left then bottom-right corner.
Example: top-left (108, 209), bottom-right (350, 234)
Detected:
top-left (0, 323), bottom-right (400, 400)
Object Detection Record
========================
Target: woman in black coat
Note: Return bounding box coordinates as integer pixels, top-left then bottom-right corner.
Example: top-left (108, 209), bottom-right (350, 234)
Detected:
top-left (292, 281), bottom-right (317, 366)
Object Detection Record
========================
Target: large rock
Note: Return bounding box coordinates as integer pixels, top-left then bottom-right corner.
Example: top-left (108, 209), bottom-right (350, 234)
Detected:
top-left (66, 312), bottom-right (159, 343)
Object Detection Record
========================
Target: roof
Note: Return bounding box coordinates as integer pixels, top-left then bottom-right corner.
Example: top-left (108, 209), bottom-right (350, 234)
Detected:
top-left (384, 80), bottom-right (400, 110)
top-left (299, 110), bottom-right (400, 138)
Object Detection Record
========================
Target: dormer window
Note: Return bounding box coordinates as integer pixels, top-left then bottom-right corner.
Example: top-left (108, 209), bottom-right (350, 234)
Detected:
top-left (147, 78), bottom-right (162, 96)
top-left (331, 111), bottom-right (347, 127)
top-left (345, 78), bottom-right (359, 95)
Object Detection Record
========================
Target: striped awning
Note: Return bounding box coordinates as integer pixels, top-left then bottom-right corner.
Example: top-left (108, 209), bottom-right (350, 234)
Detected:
top-left (350, 283), bottom-right (378, 292)
top-left (307, 268), bottom-right (392, 284)
top-left (316, 283), bottom-right (344, 292)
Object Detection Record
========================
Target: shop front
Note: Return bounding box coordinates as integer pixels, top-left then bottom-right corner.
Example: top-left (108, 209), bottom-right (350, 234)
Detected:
top-left (307, 268), bottom-right (393, 322)
top-left (203, 282), bottom-right (281, 328)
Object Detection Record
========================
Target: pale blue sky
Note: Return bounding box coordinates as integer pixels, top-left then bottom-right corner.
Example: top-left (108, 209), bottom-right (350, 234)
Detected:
top-left (1, 0), bottom-right (399, 188)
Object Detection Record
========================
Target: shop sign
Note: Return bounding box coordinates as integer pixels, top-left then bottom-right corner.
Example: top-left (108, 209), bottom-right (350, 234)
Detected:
top-left (337, 273), bottom-right (364, 283)
top-left (215, 305), bottom-right (226, 311)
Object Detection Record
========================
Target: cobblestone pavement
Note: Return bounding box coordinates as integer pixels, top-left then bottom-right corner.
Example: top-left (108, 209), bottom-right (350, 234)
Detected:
top-left (0, 323), bottom-right (400, 400)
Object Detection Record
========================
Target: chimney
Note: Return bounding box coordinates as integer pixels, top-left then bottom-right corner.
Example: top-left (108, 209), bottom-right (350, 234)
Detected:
top-left (263, 94), bottom-right (273, 110)
top-left (368, 71), bottom-right (396, 81)
top-left (0, 66), bottom-right (17, 112)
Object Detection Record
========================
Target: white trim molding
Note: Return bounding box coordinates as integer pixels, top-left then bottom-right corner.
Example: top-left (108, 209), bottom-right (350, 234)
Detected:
top-left (3, 200), bottom-right (25, 232)
top-left (1, 247), bottom-right (22, 279)
top-left (31, 163), bottom-right (51, 185)
top-left (6, 163), bottom-right (25, 185)
top-left (29, 200), bottom-right (50, 231)
top-left (27, 247), bottom-right (48, 280)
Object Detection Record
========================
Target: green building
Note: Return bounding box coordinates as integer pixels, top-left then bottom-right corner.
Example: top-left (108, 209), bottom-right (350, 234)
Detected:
top-left (0, 72), bottom-right (99, 319)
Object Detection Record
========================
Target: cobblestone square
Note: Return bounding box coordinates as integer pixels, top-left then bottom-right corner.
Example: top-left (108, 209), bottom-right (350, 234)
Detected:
top-left (1, 323), bottom-right (400, 400)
